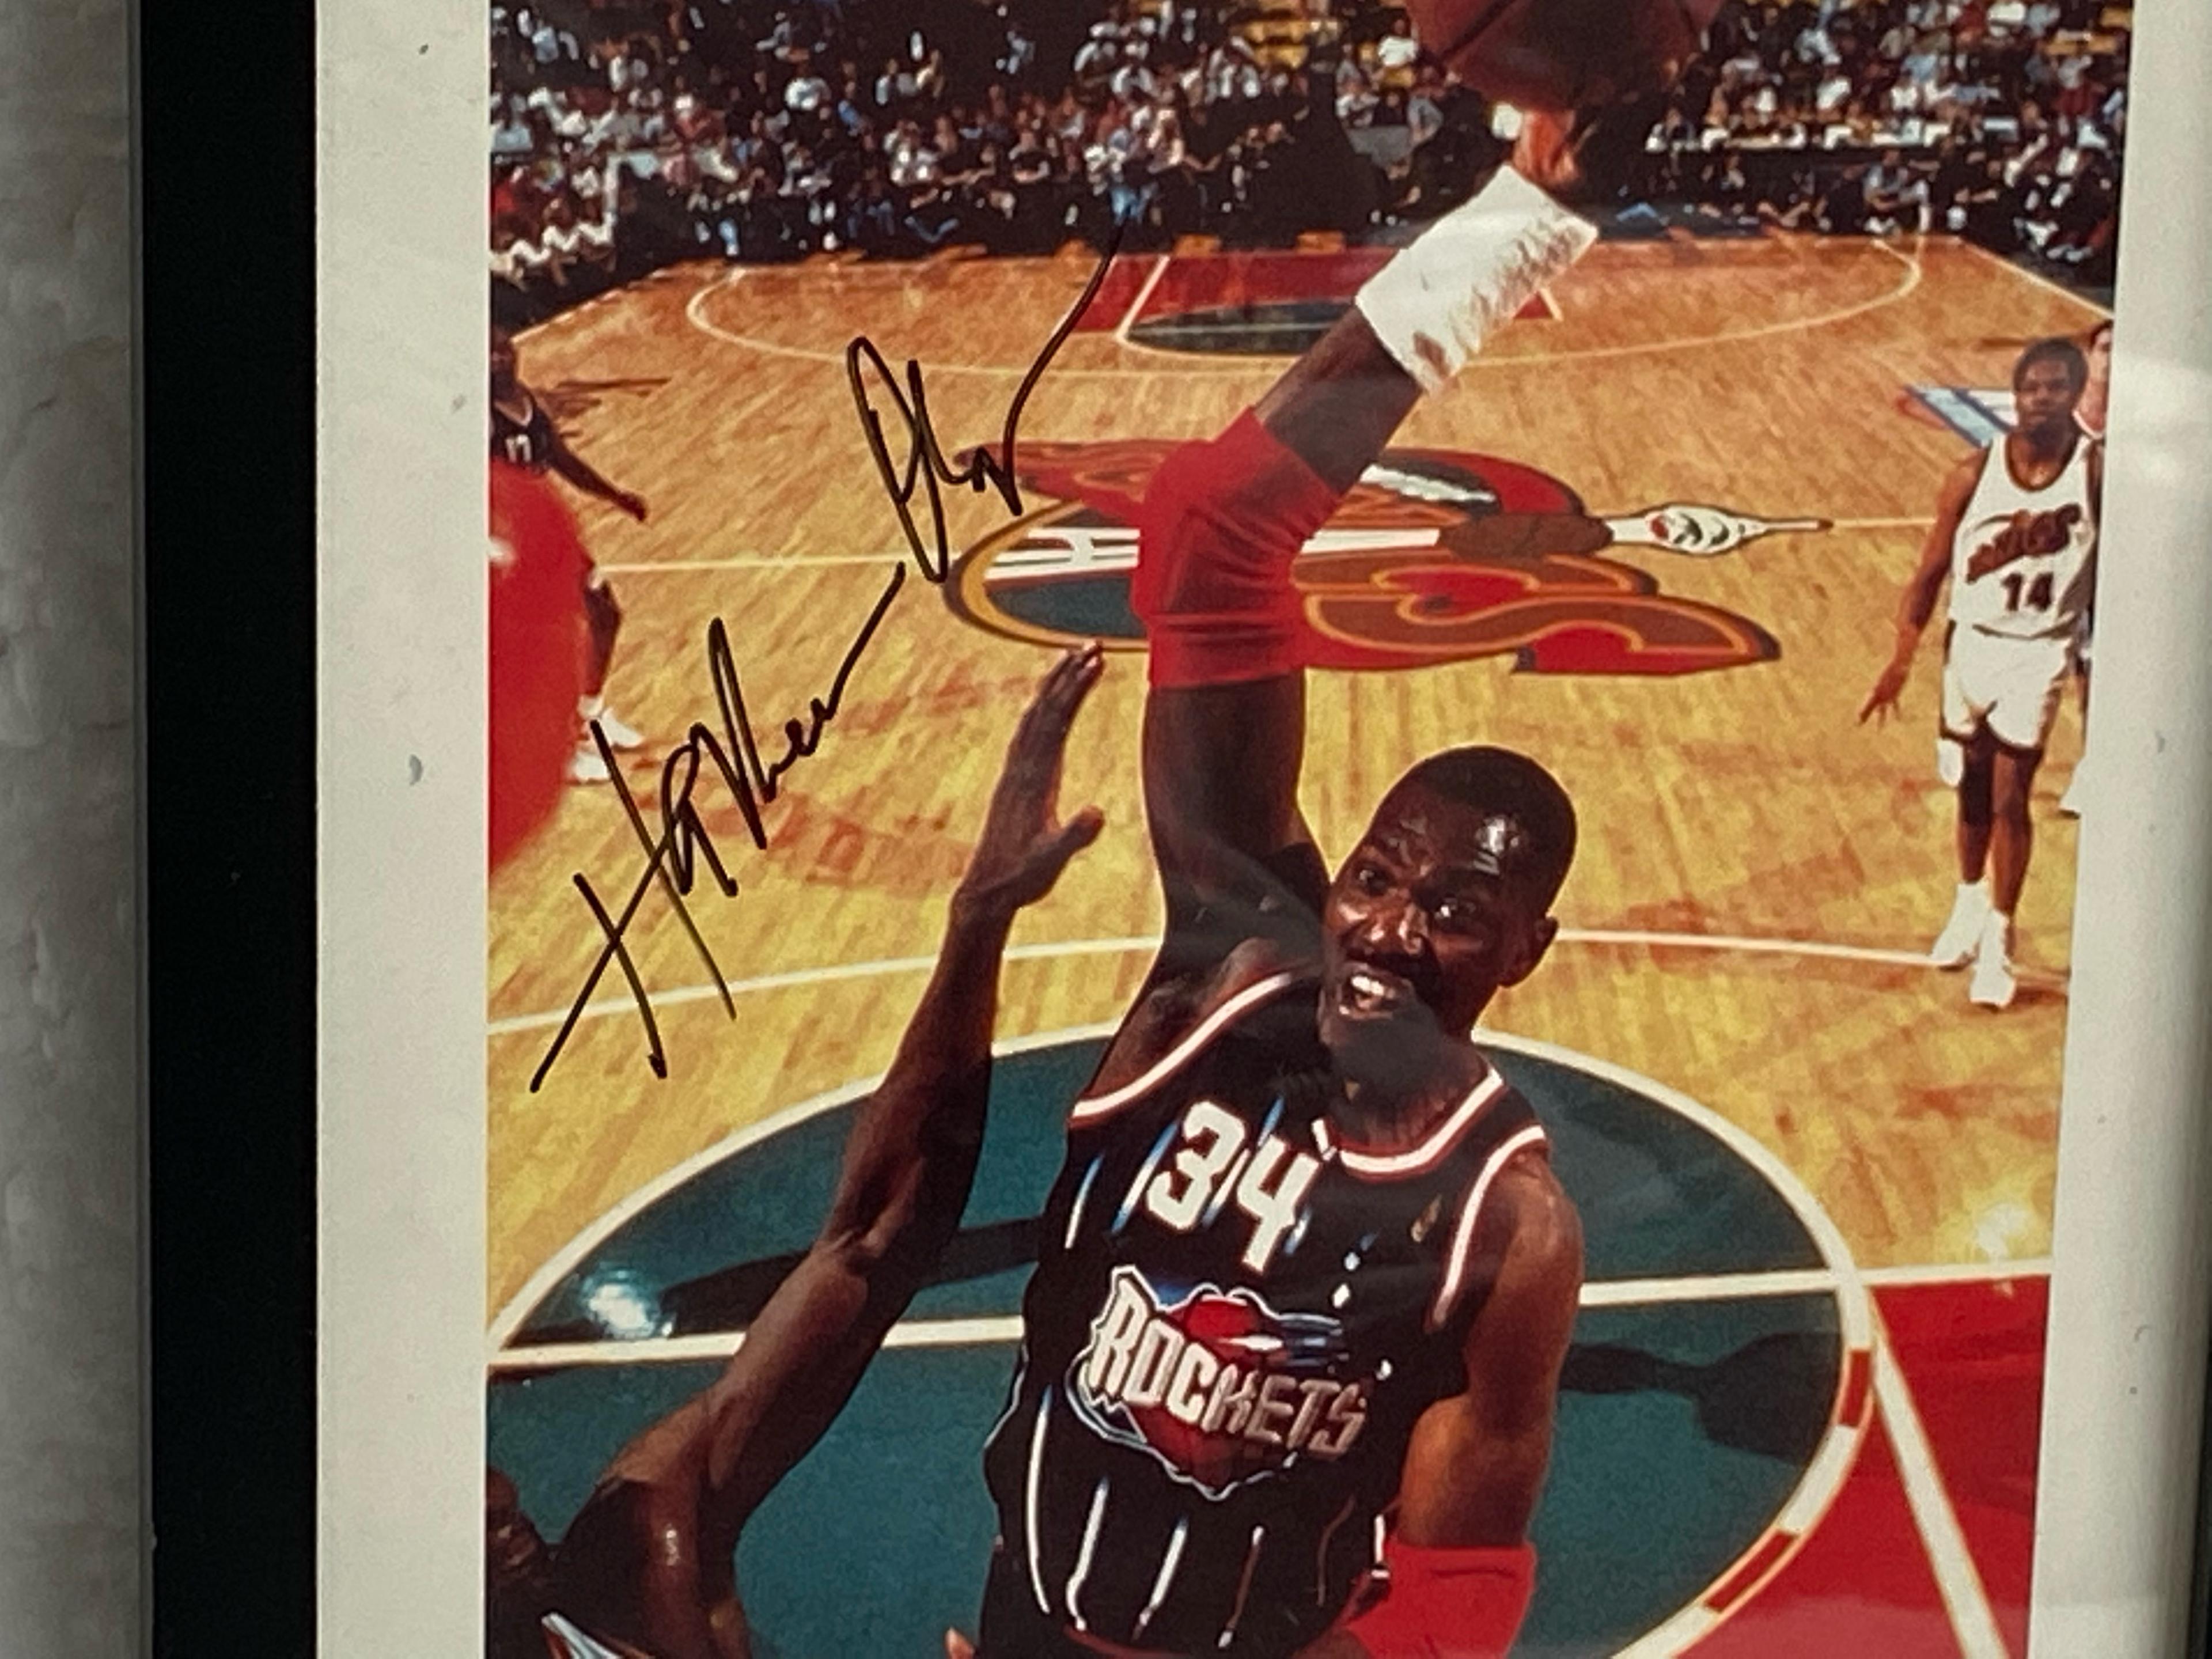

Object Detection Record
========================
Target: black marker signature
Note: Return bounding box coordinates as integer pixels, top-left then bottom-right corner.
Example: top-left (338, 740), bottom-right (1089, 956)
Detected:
top-left (532, 239), bottom-right (1118, 1090)
top-left (846, 230), bottom-right (1116, 579)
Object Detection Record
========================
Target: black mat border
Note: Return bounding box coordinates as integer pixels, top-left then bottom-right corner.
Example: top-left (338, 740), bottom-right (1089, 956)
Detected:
top-left (141, 0), bottom-right (317, 1648)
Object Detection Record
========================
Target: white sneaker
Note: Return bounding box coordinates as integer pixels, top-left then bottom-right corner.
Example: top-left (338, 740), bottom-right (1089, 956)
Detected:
top-left (568, 740), bottom-right (612, 784)
top-left (1930, 884), bottom-right (1988, 969)
top-left (588, 706), bottom-right (646, 751)
top-left (1968, 911), bottom-right (2017, 1009)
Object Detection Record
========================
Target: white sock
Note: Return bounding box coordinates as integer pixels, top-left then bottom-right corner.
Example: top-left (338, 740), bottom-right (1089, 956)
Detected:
top-left (1354, 165), bottom-right (1597, 394)
top-left (578, 694), bottom-right (606, 720)
top-left (1982, 908), bottom-right (2014, 950)
top-left (1955, 880), bottom-right (1987, 911)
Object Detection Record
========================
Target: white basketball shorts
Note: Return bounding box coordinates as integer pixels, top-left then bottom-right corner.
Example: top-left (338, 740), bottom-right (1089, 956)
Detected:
top-left (1937, 625), bottom-right (2071, 781)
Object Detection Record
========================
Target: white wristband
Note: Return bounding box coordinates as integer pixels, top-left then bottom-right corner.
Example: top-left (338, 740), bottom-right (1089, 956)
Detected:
top-left (1354, 166), bottom-right (1598, 393)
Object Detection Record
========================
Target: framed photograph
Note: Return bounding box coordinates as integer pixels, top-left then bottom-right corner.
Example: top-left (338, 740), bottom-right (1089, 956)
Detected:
top-left (306, 0), bottom-right (2212, 1654)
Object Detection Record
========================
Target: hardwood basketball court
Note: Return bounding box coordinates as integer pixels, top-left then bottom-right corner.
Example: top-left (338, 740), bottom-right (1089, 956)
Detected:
top-left (492, 232), bottom-right (2098, 1308)
top-left (485, 231), bottom-right (2102, 1655)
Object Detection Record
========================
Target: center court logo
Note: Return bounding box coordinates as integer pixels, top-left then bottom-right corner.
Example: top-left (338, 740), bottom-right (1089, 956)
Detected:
top-left (1072, 1266), bottom-right (1370, 1499)
top-left (948, 441), bottom-right (1822, 676)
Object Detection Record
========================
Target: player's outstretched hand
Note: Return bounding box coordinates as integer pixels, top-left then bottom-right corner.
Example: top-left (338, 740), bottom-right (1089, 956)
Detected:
top-left (616, 490), bottom-right (649, 524)
top-left (1859, 658), bottom-right (1909, 725)
top-left (953, 642), bottom-right (1107, 922)
top-left (945, 1631), bottom-right (976, 1658)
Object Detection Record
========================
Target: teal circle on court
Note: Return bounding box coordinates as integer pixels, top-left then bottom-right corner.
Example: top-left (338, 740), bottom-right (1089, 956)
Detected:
top-left (491, 1035), bottom-right (1855, 1658)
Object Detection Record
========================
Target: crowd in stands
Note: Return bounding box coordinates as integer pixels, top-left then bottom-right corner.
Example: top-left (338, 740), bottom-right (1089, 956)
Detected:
top-left (489, 0), bottom-right (1504, 319)
top-left (1643, 0), bottom-right (2126, 275)
top-left (491, 0), bottom-right (2128, 321)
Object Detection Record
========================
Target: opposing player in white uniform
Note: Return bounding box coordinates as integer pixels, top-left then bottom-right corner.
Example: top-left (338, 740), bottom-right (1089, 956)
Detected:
top-left (1862, 336), bottom-right (2101, 1008)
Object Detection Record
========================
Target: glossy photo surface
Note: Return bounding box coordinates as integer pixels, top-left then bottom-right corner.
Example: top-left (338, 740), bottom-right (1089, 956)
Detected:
top-left (477, 2), bottom-right (2132, 1653)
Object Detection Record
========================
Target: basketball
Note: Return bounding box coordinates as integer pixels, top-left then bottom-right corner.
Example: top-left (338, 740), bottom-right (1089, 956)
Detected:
top-left (1404, 0), bottom-right (1722, 113)
top-left (488, 460), bottom-right (589, 870)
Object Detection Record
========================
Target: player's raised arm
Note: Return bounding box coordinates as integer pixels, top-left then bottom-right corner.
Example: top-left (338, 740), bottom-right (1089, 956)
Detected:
top-left (563, 650), bottom-right (1104, 1659)
top-left (1298, 1157), bottom-right (1583, 1659)
top-left (695, 645), bottom-right (1105, 1512)
top-left (1129, 369), bottom-right (1369, 942)
top-left (545, 421), bottom-right (650, 522)
top-left (1862, 451), bottom-right (1983, 725)
top-left (1131, 164), bottom-right (1600, 972)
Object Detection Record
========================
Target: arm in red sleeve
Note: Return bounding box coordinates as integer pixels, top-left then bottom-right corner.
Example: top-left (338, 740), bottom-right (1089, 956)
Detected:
top-left (1130, 408), bottom-right (1344, 688)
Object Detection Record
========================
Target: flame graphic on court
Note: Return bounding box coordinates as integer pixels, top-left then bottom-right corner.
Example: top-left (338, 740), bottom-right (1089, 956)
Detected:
top-left (948, 442), bottom-right (1818, 676)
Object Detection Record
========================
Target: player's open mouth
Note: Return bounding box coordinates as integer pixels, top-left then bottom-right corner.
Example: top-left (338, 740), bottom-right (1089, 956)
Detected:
top-left (1335, 963), bottom-right (1423, 1019)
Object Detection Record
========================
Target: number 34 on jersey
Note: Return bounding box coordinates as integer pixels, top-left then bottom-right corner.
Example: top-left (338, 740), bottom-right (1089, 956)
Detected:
top-left (1131, 1101), bottom-right (1322, 1275)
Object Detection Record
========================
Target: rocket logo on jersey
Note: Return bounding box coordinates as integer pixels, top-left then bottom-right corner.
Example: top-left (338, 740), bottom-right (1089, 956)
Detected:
top-left (1070, 1266), bottom-right (1370, 1499)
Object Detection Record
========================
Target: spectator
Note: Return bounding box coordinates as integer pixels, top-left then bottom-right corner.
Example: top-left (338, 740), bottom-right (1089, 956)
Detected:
top-left (876, 56), bottom-right (916, 107)
top-left (489, 0), bottom-right (2127, 321)
top-left (786, 54), bottom-right (831, 113)
top-left (1862, 145), bottom-right (1911, 229)
top-left (1373, 13), bottom-right (1421, 85)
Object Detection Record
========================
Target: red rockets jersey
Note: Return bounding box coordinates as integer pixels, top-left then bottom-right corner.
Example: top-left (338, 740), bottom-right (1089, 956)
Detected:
top-left (979, 969), bottom-right (1547, 1657)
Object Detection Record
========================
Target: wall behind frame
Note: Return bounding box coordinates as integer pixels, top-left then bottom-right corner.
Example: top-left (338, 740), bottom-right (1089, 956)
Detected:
top-left (313, 2), bottom-right (2212, 1653)
top-left (316, 1), bottom-right (487, 1652)
top-left (2032, 0), bottom-right (2212, 1650)
top-left (0, 0), bottom-right (135, 1648)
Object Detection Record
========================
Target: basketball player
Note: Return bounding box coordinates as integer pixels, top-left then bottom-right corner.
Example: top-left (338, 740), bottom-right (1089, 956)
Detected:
top-left (1861, 337), bottom-right (2101, 1009)
top-left (2059, 316), bottom-right (2112, 817)
top-left (963, 143), bottom-right (1603, 1659)
top-left (490, 321), bottom-right (651, 783)
top-left (486, 647), bottom-right (1109, 1659)
top-left (488, 460), bottom-right (589, 868)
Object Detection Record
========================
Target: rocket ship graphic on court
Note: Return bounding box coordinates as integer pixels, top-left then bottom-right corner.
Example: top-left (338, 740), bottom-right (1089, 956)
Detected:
top-left (1601, 503), bottom-right (1831, 558)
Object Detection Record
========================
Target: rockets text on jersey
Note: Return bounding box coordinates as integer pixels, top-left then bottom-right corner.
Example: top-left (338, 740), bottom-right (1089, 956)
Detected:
top-left (1073, 1266), bottom-right (1371, 1500)
top-left (1948, 433), bottom-right (2097, 641)
top-left (980, 969), bottom-right (1548, 1657)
